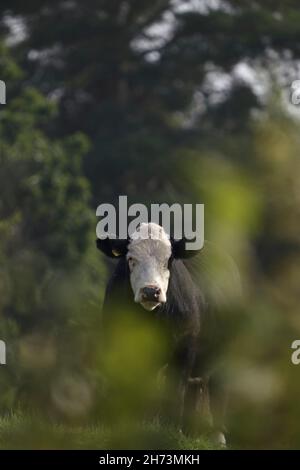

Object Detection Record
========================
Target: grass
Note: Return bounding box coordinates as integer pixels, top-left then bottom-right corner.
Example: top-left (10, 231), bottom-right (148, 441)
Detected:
top-left (0, 413), bottom-right (219, 450)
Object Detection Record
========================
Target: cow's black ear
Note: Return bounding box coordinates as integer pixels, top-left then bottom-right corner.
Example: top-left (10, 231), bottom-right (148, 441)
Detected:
top-left (96, 238), bottom-right (129, 258)
top-left (171, 238), bottom-right (201, 259)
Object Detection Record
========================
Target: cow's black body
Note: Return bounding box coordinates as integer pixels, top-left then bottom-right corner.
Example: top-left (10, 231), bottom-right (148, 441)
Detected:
top-left (101, 252), bottom-right (228, 437)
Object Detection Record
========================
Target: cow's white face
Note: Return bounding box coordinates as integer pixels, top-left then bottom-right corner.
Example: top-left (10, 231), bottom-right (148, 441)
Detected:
top-left (97, 222), bottom-right (200, 312)
top-left (127, 223), bottom-right (172, 311)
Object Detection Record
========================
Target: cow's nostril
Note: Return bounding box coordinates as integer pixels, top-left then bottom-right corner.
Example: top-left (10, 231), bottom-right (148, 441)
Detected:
top-left (154, 287), bottom-right (161, 298)
top-left (141, 286), bottom-right (161, 302)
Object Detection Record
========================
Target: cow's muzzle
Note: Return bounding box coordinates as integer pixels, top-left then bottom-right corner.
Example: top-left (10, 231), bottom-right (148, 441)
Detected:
top-left (141, 286), bottom-right (161, 302)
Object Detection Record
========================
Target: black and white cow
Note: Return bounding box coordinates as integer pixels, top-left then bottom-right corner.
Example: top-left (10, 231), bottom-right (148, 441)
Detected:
top-left (97, 222), bottom-right (240, 446)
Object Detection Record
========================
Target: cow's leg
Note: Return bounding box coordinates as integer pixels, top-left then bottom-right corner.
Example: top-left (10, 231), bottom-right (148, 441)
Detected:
top-left (208, 371), bottom-right (228, 447)
top-left (184, 375), bottom-right (214, 435)
top-left (164, 335), bottom-right (197, 429)
top-left (184, 377), bottom-right (204, 434)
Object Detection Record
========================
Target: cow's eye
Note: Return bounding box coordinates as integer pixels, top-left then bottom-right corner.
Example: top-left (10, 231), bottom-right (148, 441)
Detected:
top-left (128, 257), bottom-right (136, 270)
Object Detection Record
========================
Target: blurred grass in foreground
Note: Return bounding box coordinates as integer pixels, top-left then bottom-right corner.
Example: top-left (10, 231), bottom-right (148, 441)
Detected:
top-left (0, 414), bottom-right (217, 450)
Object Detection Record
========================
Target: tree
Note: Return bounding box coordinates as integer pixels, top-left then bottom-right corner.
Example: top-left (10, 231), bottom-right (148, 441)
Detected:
top-left (0, 43), bottom-right (105, 412)
top-left (1, 1), bottom-right (300, 202)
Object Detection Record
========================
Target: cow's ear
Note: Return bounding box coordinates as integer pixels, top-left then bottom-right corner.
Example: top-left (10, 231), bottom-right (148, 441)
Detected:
top-left (171, 238), bottom-right (201, 259)
top-left (96, 238), bottom-right (129, 258)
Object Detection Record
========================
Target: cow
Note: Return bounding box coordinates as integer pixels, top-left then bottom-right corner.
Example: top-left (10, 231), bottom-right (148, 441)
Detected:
top-left (97, 222), bottom-right (241, 446)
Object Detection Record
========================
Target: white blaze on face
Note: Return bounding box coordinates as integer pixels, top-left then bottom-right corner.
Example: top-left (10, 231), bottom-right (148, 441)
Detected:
top-left (127, 223), bottom-right (172, 311)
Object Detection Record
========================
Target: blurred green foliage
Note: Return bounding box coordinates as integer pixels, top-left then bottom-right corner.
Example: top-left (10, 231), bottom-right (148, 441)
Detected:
top-left (0, 44), bottom-right (105, 417)
top-left (0, 0), bottom-right (300, 450)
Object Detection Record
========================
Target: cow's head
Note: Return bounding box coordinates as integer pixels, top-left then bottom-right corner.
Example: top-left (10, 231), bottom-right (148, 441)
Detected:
top-left (97, 223), bottom-right (199, 311)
